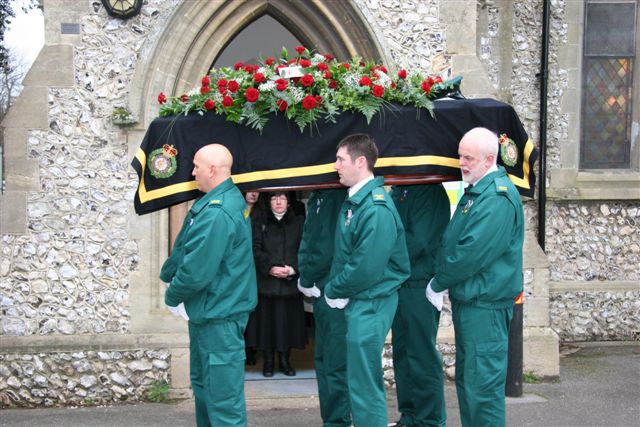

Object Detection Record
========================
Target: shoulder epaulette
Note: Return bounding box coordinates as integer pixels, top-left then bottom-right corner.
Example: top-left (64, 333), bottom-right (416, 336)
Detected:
top-left (372, 188), bottom-right (387, 204)
top-left (209, 196), bottom-right (224, 207)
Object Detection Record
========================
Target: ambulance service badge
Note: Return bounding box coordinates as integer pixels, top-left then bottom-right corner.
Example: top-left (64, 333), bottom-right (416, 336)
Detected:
top-left (148, 144), bottom-right (178, 179)
top-left (498, 133), bottom-right (518, 167)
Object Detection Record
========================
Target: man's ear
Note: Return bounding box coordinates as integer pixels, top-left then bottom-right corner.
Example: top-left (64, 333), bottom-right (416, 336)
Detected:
top-left (356, 155), bottom-right (366, 169)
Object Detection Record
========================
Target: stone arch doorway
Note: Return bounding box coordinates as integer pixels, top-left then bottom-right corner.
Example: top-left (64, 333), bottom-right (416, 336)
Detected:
top-left (130, 0), bottom-right (388, 126)
top-left (127, 0), bottom-right (389, 388)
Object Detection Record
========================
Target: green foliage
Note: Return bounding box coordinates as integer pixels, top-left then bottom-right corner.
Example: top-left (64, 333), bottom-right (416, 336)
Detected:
top-left (154, 46), bottom-right (461, 133)
top-left (523, 371), bottom-right (541, 384)
top-left (145, 379), bottom-right (170, 403)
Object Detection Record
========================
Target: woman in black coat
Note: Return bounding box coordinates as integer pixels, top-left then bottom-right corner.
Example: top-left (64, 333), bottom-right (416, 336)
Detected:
top-left (246, 191), bottom-right (307, 377)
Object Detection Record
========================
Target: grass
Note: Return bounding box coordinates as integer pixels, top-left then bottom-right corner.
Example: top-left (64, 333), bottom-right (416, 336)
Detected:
top-left (145, 380), bottom-right (170, 403)
top-left (523, 371), bottom-right (541, 384)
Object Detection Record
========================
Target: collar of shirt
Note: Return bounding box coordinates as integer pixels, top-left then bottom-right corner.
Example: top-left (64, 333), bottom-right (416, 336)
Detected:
top-left (470, 163), bottom-right (499, 187)
top-left (348, 174), bottom-right (375, 198)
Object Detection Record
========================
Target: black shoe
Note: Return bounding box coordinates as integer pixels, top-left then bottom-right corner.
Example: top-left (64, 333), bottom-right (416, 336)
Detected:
top-left (278, 351), bottom-right (296, 376)
top-left (245, 348), bottom-right (256, 366)
top-left (262, 351), bottom-right (274, 377)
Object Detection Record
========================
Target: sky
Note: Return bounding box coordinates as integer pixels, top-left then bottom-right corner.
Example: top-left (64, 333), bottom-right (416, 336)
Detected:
top-left (4, 0), bottom-right (45, 70)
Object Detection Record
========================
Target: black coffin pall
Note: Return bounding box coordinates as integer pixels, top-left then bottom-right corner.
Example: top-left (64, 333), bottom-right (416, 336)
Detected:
top-left (131, 98), bottom-right (538, 215)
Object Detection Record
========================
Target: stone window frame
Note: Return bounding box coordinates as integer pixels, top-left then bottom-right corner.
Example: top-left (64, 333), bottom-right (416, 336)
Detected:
top-left (549, 0), bottom-right (640, 201)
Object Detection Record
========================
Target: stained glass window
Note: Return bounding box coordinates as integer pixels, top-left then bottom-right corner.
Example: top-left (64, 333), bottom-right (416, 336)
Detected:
top-left (580, 1), bottom-right (636, 169)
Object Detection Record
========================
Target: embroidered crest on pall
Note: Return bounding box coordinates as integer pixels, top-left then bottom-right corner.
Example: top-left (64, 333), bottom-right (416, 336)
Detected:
top-left (148, 144), bottom-right (178, 179)
top-left (498, 133), bottom-right (518, 167)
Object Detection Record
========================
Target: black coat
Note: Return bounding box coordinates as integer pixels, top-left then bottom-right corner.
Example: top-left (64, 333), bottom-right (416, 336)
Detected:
top-left (252, 209), bottom-right (304, 297)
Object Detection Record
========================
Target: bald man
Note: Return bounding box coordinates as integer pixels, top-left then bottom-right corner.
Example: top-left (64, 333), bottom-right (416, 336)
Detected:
top-left (161, 144), bottom-right (257, 427)
top-left (426, 127), bottom-right (524, 427)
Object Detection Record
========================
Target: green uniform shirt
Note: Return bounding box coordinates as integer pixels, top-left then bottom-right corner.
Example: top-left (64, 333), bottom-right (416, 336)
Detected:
top-left (390, 184), bottom-right (450, 283)
top-left (324, 177), bottom-right (410, 300)
top-left (298, 188), bottom-right (347, 290)
top-left (430, 167), bottom-right (524, 308)
top-left (161, 178), bottom-right (257, 323)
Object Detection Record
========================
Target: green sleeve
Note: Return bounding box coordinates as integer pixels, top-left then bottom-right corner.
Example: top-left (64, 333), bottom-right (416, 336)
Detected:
top-left (164, 209), bottom-right (230, 306)
top-left (431, 196), bottom-right (517, 292)
top-left (325, 206), bottom-right (396, 298)
top-left (159, 214), bottom-right (190, 283)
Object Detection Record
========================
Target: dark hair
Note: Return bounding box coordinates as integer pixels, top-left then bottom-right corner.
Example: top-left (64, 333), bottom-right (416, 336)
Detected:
top-left (267, 191), bottom-right (288, 200)
top-left (336, 133), bottom-right (378, 171)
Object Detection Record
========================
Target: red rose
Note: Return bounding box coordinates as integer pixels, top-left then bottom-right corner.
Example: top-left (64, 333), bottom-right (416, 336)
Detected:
top-left (222, 95), bottom-right (234, 107)
top-left (379, 66), bottom-right (388, 74)
top-left (372, 85), bottom-right (384, 97)
top-left (275, 64), bottom-right (286, 73)
top-left (421, 80), bottom-right (432, 94)
top-left (204, 99), bottom-right (215, 110)
top-left (371, 72), bottom-right (379, 80)
top-left (288, 59), bottom-right (297, 65)
top-left (391, 82), bottom-right (397, 89)
top-left (200, 85), bottom-right (211, 94)
top-left (299, 59), bottom-right (311, 67)
top-left (180, 94), bottom-right (188, 102)
top-left (277, 99), bottom-right (288, 111)
top-left (243, 64), bottom-right (256, 74)
top-left (317, 63), bottom-right (328, 71)
top-left (275, 78), bottom-right (288, 91)
top-left (359, 76), bottom-right (372, 87)
top-left (324, 53), bottom-right (334, 62)
top-left (227, 80), bottom-right (239, 92)
top-left (295, 46), bottom-right (305, 54)
top-left (398, 69), bottom-right (407, 79)
top-left (328, 80), bottom-right (337, 89)
top-left (245, 87), bottom-right (259, 103)
top-left (300, 74), bottom-right (315, 87)
top-left (265, 56), bottom-right (275, 66)
top-left (302, 95), bottom-right (318, 110)
top-left (434, 75), bottom-right (443, 83)
top-left (359, 61), bottom-right (365, 67)
top-left (202, 75), bottom-right (210, 86)
top-left (253, 73), bottom-right (265, 83)
top-left (217, 79), bottom-right (228, 89)
top-left (342, 63), bottom-right (350, 70)
top-left (234, 61), bottom-right (244, 70)
top-left (427, 76), bottom-right (435, 86)
top-left (324, 71), bottom-right (332, 79)
top-left (158, 92), bottom-right (167, 104)
top-left (315, 95), bottom-right (323, 105)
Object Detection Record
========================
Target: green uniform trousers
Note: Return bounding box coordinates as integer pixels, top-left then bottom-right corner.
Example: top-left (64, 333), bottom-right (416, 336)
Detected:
top-left (189, 314), bottom-right (249, 427)
top-left (313, 295), bottom-right (351, 427)
top-left (392, 286), bottom-right (446, 426)
top-left (452, 304), bottom-right (513, 427)
top-left (344, 293), bottom-right (398, 427)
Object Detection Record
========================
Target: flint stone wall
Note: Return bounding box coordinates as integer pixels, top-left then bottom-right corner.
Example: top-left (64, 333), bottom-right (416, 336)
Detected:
top-left (1, 0), bottom-right (638, 409)
top-left (0, 349), bottom-right (170, 408)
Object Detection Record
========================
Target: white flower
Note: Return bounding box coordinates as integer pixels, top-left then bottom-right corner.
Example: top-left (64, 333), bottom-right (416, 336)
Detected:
top-left (259, 81), bottom-right (276, 92)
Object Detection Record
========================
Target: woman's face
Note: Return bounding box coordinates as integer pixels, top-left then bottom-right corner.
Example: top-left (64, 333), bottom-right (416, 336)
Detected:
top-left (270, 193), bottom-right (288, 214)
top-left (245, 191), bottom-right (259, 204)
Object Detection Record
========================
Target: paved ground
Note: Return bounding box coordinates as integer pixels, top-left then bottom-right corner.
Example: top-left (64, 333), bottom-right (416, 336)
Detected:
top-left (1, 342), bottom-right (638, 427)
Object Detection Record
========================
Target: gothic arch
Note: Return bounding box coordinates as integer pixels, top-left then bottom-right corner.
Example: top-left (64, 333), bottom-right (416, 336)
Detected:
top-left (131, 0), bottom-right (388, 125)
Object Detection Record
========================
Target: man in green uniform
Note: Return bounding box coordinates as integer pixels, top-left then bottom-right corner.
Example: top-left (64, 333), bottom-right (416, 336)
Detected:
top-left (298, 188), bottom-right (351, 427)
top-left (324, 133), bottom-right (410, 427)
top-left (389, 184), bottom-right (450, 427)
top-left (427, 127), bottom-right (524, 427)
top-left (161, 144), bottom-right (257, 427)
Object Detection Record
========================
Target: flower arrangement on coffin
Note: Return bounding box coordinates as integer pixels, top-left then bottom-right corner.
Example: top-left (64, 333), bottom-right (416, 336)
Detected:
top-left (156, 46), bottom-right (462, 133)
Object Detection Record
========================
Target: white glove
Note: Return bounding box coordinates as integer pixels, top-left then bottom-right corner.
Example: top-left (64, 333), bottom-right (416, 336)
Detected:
top-left (297, 282), bottom-right (321, 298)
top-left (325, 294), bottom-right (349, 309)
top-left (426, 280), bottom-right (446, 312)
top-left (166, 303), bottom-right (189, 320)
